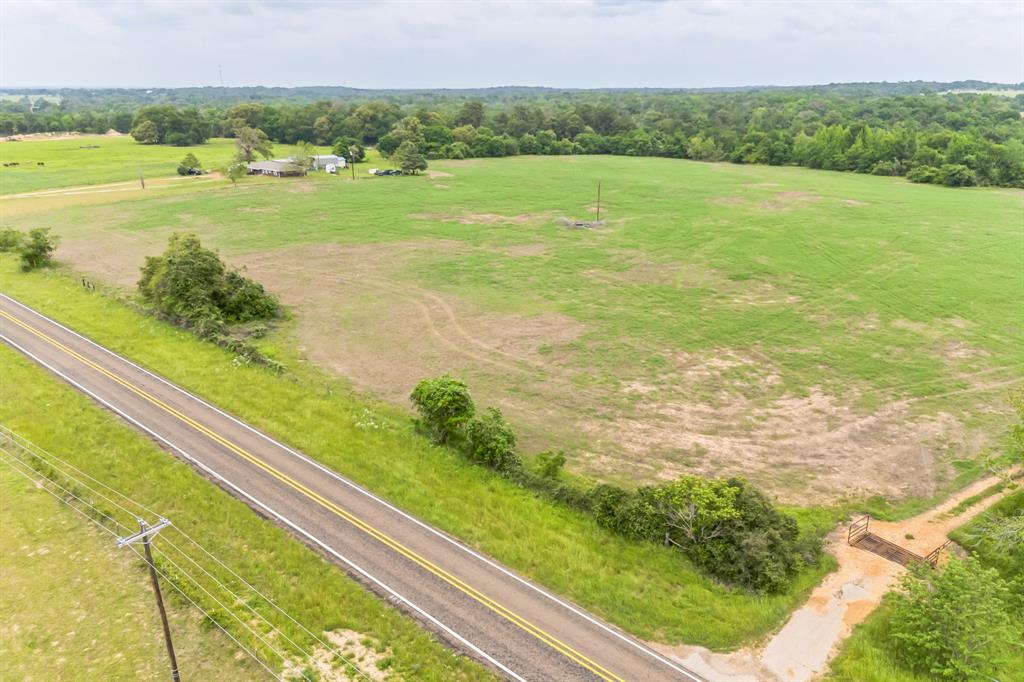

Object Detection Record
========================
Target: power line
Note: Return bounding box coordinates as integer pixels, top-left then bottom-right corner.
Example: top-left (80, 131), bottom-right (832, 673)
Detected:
top-left (0, 425), bottom-right (369, 681)
top-left (0, 449), bottom-right (279, 679)
top-left (149, 545), bottom-right (313, 682)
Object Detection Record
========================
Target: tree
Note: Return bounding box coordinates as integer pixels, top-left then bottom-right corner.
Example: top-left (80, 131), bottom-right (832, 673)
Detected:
top-left (18, 228), bottom-right (58, 271)
top-left (177, 152), bottom-right (201, 175)
top-left (395, 140), bottom-right (427, 174)
top-left (225, 162), bottom-right (247, 187)
top-left (131, 119), bottom-right (159, 145)
top-left (409, 375), bottom-right (475, 444)
top-left (138, 233), bottom-right (278, 332)
top-left (653, 476), bottom-right (741, 544)
top-left (456, 101), bottom-right (485, 128)
top-left (464, 408), bottom-right (521, 472)
top-left (939, 163), bottom-right (977, 187)
top-left (233, 126), bottom-right (273, 163)
top-left (332, 136), bottom-right (365, 162)
top-left (889, 556), bottom-right (1019, 681)
top-left (292, 140), bottom-right (316, 169)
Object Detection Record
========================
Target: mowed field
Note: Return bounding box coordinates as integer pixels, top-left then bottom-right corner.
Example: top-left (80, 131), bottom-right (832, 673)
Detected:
top-left (3, 135), bottom-right (1022, 505)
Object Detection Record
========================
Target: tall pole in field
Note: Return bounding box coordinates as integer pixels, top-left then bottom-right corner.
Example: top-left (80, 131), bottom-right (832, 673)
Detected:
top-left (118, 518), bottom-right (179, 682)
top-left (596, 180), bottom-right (601, 222)
top-left (350, 146), bottom-right (356, 181)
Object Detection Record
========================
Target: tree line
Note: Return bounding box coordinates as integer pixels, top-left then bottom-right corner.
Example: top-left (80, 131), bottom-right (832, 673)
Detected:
top-left (409, 374), bottom-right (820, 593)
top-left (2, 87), bottom-right (1022, 187)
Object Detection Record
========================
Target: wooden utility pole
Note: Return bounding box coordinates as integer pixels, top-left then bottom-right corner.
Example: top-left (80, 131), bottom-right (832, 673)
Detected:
top-left (350, 147), bottom-right (356, 181)
top-left (596, 180), bottom-right (602, 222)
top-left (118, 518), bottom-right (179, 682)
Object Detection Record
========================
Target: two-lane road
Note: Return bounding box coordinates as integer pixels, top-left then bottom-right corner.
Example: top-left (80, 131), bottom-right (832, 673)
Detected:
top-left (0, 293), bottom-right (702, 682)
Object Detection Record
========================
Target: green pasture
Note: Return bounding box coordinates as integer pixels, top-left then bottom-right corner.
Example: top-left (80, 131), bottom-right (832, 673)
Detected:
top-left (0, 258), bottom-right (836, 650)
top-left (0, 135), bottom-right (342, 194)
top-left (4, 150), bottom-right (1021, 498)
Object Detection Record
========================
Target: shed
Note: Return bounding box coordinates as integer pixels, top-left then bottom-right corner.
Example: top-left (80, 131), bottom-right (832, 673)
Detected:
top-left (310, 154), bottom-right (346, 170)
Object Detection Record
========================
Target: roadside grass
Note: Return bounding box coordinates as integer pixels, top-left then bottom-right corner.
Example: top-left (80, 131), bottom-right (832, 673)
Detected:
top-left (0, 464), bottom-right (266, 681)
top-left (0, 135), bottom-right (339, 194)
top-left (0, 344), bottom-right (493, 681)
top-left (6, 153), bottom-right (1020, 503)
top-left (825, 489), bottom-right (1024, 682)
top-left (0, 256), bottom-right (835, 650)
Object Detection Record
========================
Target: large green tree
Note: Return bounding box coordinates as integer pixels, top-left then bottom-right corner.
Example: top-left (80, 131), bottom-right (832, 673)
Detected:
top-left (890, 556), bottom-right (1020, 681)
top-left (395, 140), bottom-right (427, 174)
top-left (233, 126), bottom-right (274, 163)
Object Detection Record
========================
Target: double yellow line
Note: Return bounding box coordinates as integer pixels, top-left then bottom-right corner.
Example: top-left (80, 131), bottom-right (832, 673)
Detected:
top-left (0, 309), bottom-right (624, 682)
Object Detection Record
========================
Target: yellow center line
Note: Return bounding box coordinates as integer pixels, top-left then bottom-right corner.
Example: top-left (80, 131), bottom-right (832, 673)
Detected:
top-left (0, 309), bottom-right (625, 682)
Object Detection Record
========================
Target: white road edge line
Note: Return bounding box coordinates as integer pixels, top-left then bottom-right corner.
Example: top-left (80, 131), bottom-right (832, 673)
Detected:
top-left (2, 292), bottom-right (704, 682)
top-left (0, 331), bottom-right (528, 682)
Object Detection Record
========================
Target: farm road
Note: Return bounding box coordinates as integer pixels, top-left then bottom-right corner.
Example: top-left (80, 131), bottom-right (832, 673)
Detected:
top-left (0, 293), bottom-right (703, 682)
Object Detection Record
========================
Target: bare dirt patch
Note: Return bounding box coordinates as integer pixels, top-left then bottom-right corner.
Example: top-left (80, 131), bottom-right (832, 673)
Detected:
top-left (425, 169), bottom-right (453, 179)
top-left (843, 199), bottom-right (868, 206)
top-left (238, 241), bottom-right (586, 410)
top-left (409, 212), bottom-right (548, 225)
top-left (760, 191), bottom-right (822, 210)
top-left (711, 196), bottom-right (746, 206)
top-left (582, 342), bottom-right (989, 504)
top-left (498, 243), bottom-right (548, 257)
top-left (283, 628), bottom-right (393, 681)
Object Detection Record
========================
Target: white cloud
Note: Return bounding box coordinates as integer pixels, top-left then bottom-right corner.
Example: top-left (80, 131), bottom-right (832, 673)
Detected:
top-left (0, 0), bottom-right (1021, 88)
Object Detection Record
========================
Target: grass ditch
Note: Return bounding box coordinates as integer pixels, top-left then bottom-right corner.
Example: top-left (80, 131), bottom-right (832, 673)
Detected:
top-left (0, 345), bottom-right (492, 681)
top-left (0, 464), bottom-right (268, 681)
top-left (0, 256), bottom-right (836, 650)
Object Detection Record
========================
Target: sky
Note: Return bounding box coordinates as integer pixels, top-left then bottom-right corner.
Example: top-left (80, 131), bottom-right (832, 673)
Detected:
top-left (1, 0), bottom-right (1022, 90)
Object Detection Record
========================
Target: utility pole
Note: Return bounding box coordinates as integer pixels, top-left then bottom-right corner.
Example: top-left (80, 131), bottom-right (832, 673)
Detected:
top-left (118, 518), bottom-right (179, 682)
top-left (350, 146), bottom-right (356, 181)
top-left (596, 180), bottom-right (602, 222)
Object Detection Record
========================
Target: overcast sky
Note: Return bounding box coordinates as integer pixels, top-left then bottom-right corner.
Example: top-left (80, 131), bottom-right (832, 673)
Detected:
top-left (1, 1), bottom-right (1022, 90)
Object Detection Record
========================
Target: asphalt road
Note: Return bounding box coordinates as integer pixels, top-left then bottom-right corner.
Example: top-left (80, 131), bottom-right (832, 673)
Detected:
top-left (0, 293), bottom-right (703, 682)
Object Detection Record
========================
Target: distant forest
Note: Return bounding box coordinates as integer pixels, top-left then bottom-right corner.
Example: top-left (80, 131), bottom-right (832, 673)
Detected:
top-left (3, 81), bottom-right (1022, 187)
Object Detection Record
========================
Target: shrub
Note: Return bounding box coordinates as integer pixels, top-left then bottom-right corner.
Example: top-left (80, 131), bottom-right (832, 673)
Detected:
top-left (907, 165), bottom-right (940, 183)
top-left (464, 407), bottom-right (520, 472)
top-left (177, 152), bottom-right (201, 175)
top-left (655, 476), bottom-right (804, 592)
top-left (534, 450), bottom-right (566, 479)
top-left (409, 375), bottom-right (475, 445)
top-left (939, 163), bottom-right (977, 187)
top-left (18, 228), bottom-right (58, 272)
top-left (587, 485), bottom-right (662, 541)
top-left (0, 228), bottom-right (23, 252)
top-left (889, 556), bottom-right (1020, 681)
top-left (138, 233), bottom-right (279, 330)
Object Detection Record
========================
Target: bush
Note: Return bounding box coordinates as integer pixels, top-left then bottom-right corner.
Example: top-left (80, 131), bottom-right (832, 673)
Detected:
top-left (409, 375), bottom-right (475, 445)
top-left (138, 233), bottom-right (279, 330)
top-left (464, 407), bottom-right (520, 472)
top-left (889, 556), bottom-right (1020, 680)
top-left (656, 476), bottom-right (804, 592)
top-left (0, 228), bottom-right (23, 252)
top-left (939, 163), bottom-right (977, 187)
top-left (588, 484), bottom-right (662, 541)
top-left (18, 228), bottom-right (58, 272)
top-left (907, 165), bottom-right (940, 184)
top-left (534, 450), bottom-right (566, 479)
top-left (177, 152), bottom-right (201, 176)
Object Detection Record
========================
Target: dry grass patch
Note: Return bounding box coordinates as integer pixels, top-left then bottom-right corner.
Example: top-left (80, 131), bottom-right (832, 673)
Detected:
top-left (409, 212), bottom-right (549, 225)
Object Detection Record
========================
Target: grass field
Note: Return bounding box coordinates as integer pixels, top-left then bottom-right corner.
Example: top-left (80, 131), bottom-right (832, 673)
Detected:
top-left (0, 340), bottom-right (493, 681)
top-left (0, 257), bottom-right (836, 651)
top-left (3, 138), bottom-right (1021, 505)
top-left (0, 135), bottom-right (339, 195)
top-left (0, 465), bottom-right (262, 681)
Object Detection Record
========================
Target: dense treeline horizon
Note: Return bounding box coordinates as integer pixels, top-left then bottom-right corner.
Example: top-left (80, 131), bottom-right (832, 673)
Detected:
top-left (3, 83), bottom-right (1022, 187)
